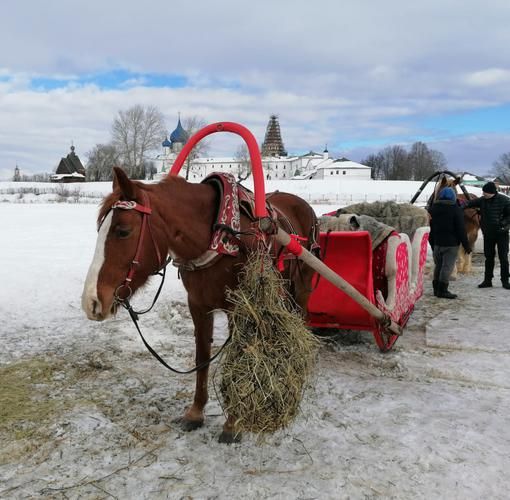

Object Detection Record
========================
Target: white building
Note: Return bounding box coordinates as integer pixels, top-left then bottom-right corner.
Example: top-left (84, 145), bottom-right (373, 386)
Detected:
top-left (312, 159), bottom-right (372, 180)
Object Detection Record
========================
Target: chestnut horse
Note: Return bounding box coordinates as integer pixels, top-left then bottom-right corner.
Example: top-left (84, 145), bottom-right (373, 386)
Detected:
top-left (431, 176), bottom-right (480, 274)
top-left (82, 167), bottom-right (319, 442)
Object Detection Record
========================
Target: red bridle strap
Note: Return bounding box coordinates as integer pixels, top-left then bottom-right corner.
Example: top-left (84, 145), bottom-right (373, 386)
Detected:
top-left (112, 195), bottom-right (162, 300)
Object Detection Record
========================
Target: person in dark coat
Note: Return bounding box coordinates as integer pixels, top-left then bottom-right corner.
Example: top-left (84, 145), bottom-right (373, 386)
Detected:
top-left (464, 181), bottom-right (510, 289)
top-left (428, 187), bottom-right (471, 299)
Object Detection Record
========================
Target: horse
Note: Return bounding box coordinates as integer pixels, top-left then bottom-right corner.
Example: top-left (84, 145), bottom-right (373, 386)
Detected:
top-left (430, 175), bottom-right (480, 275)
top-left (82, 166), bottom-right (319, 443)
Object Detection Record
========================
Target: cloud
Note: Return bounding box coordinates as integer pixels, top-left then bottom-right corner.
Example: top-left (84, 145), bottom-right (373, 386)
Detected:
top-left (465, 68), bottom-right (510, 87)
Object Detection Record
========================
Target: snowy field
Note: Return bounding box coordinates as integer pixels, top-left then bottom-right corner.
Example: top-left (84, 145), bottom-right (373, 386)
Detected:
top-left (1, 197), bottom-right (510, 499)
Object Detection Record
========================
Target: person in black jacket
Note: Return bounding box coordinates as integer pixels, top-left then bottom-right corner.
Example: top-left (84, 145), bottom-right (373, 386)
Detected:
top-left (428, 187), bottom-right (471, 298)
top-left (464, 181), bottom-right (510, 289)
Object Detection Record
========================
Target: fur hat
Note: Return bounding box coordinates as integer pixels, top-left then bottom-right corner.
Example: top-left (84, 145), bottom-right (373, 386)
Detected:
top-left (438, 187), bottom-right (456, 201)
top-left (482, 181), bottom-right (497, 194)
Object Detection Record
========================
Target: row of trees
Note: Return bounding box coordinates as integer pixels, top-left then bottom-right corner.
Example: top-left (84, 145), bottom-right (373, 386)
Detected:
top-left (361, 142), bottom-right (447, 180)
top-left (86, 106), bottom-right (209, 181)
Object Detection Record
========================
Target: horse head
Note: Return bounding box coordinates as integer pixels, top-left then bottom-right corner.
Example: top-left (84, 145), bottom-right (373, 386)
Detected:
top-left (433, 174), bottom-right (461, 201)
top-left (82, 167), bottom-right (164, 321)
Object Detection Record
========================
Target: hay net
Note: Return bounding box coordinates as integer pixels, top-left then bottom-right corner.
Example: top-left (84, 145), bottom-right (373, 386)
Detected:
top-left (218, 251), bottom-right (319, 436)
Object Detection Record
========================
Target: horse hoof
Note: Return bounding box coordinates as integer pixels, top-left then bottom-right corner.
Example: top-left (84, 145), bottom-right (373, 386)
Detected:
top-left (218, 431), bottom-right (242, 444)
top-left (173, 417), bottom-right (204, 432)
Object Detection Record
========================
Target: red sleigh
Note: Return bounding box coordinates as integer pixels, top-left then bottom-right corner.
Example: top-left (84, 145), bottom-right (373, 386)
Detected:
top-left (307, 227), bottom-right (429, 351)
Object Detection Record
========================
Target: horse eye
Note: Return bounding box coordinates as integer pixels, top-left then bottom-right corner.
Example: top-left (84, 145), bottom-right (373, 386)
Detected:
top-left (114, 226), bottom-right (132, 239)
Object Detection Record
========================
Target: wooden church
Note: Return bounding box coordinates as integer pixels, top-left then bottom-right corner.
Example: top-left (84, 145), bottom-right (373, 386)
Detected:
top-left (50, 145), bottom-right (86, 182)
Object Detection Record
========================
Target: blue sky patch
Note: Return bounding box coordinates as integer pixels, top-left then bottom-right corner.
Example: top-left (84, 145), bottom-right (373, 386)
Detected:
top-left (424, 105), bottom-right (510, 135)
top-left (30, 69), bottom-right (188, 91)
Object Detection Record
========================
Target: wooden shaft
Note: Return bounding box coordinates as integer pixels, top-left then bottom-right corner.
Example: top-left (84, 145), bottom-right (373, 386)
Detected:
top-left (275, 228), bottom-right (403, 336)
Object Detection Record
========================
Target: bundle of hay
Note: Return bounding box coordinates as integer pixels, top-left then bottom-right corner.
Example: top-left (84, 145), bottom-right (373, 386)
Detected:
top-left (219, 252), bottom-right (319, 435)
top-left (319, 213), bottom-right (395, 250)
top-left (335, 201), bottom-right (429, 239)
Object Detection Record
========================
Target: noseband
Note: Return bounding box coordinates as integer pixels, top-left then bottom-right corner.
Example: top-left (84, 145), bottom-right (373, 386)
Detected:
top-left (110, 193), bottom-right (163, 304)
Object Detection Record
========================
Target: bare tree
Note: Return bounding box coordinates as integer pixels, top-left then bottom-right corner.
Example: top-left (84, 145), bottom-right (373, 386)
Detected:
top-left (181, 115), bottom-right (210, 180)
top-left (86, 143), bottom-right (120, 181)
top-left (408, 142), bottom-right (446, 180)
top-left (234, 143), bottom-right (252, 181)
top-left (361, 152), bottom-right (387, 179)
top-left (492, 152), bottom-right (510, 184)
top-left (381, 145), bottom-right (409, 180)
top-left (111, 105), bottom-right (166, 179)
top-left (363, 142), bottom-right (446, 180)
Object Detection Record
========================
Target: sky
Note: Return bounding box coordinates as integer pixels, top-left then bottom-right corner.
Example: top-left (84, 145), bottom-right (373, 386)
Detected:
top-left (1, 0), bottom-right (510, 179)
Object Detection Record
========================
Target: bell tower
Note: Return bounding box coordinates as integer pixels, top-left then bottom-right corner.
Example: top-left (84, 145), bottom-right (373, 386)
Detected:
top-left (261, 115), bottom-right (287, 157)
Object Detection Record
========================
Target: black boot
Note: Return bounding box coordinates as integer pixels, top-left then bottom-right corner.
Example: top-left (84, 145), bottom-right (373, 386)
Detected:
top-left (432, 280), bottom-right (439, 297)
top-left (478, 279), bottom-right (492, 288)
top-left (437, 281), bottom-right (457, 299)
top-left (502, 280), bottom-right (510, 290)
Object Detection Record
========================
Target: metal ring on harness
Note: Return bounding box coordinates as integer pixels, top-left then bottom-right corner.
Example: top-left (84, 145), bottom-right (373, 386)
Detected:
top-left (114, 284), bottom-right (133, 304)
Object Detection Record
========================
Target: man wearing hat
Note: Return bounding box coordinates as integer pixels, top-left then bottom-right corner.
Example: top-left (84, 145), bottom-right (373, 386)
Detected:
top-left (464, 181), bottom-right (510, 289)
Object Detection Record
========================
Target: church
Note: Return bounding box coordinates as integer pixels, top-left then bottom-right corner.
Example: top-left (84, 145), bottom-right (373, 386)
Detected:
top-left (152, 115), bottom-right (189, 176)
top-left (50, 145), bottom-right (86, 182)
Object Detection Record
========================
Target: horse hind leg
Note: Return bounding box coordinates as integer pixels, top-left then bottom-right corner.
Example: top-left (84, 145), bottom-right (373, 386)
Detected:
top-left (293, 263), bottom-right (315, 315)
top-left (178, 304), bottom-right (213, 432)
top-left (456, 248), bottom-right (466, 274)
top-left (465, 253), bottom-right (473, 273)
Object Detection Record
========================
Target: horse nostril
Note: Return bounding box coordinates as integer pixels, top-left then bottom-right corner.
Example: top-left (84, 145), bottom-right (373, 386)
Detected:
top-left (92, 299), bottom-right (100, 316)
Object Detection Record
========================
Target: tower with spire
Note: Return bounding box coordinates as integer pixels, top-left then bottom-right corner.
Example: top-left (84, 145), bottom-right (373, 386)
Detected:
top-left (13, 165), bottom-right (21, 181)
top-left (156, 115), bottom-right (190, 175)
top-left (261, 115), bottom-right (287, 157)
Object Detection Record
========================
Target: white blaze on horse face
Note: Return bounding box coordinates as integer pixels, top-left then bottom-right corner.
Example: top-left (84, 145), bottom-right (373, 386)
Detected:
top-left (82, 211), bottom-right (113, 320)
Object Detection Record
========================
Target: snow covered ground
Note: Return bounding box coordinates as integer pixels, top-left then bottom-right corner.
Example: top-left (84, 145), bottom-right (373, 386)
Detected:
top-left (1, 197), bottom-right (509, 499)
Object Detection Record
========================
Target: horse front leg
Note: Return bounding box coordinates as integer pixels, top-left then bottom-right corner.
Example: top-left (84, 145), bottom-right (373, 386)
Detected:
top-left (218, 316), bottom-right (242, 444)
top-left (179, 303), bottom-right (213, 432)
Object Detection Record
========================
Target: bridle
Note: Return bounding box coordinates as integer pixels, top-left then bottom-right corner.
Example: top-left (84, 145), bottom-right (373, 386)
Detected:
top-left (109, 194), bottom-right (164, 304)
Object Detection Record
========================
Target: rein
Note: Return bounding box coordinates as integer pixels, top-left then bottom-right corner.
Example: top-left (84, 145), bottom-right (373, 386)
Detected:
top-left (109, 193), bottom-right (230, 375)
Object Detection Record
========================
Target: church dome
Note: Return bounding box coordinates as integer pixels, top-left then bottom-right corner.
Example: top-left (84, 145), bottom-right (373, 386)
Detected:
top-left (162, 136), bottom-right (172, 148)
top-left (170, 118), bottom-right (188, 144)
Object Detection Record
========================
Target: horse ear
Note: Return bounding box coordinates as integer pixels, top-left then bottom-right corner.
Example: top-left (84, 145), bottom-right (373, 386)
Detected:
top-left (112, 167), bottom-right (135, 200)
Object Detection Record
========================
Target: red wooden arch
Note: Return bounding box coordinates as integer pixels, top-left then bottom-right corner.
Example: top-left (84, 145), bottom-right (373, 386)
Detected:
top-left (168, 122), bottom-right (268, 218)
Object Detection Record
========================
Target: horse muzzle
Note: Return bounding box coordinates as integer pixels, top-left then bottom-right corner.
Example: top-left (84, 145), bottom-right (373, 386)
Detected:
top-left (82, 295), bottom-right (117, 321)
